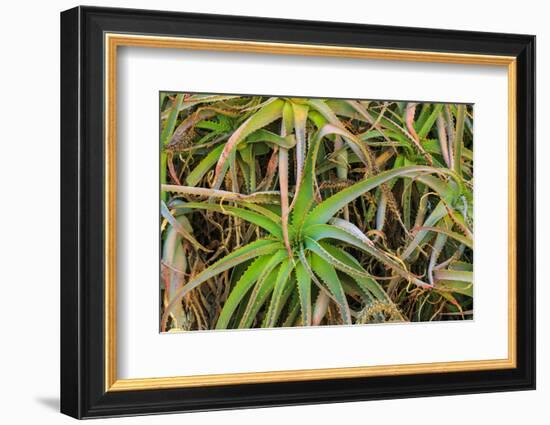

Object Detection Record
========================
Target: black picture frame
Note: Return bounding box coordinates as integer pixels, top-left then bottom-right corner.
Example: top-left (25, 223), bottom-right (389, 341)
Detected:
top-left (61, 5), bottom-right (536, 419)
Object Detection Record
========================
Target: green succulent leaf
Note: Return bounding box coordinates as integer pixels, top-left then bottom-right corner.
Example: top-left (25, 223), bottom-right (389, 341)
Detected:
top-left (417, 104), bottom-right (444, 140)
top-left (305, 237), bottom-right (372, 279)
top-left (318, 242), bottom-right (390, 303)
top-left (215, 255), bottom-right (272, 329)
top-left (306, 223), bottom-right (429, 288)
top-left (309, 253), bottom-right (351, 324)
top-left (216, 250), bottom-right (289, 329)
top-left (239, 258), bottom-right (285, 328)
top-left (247, 129), bottom-right (296, 149)
top-left (214, 98), bottom-right (285, 183)
top-left (304, 165), bottom-right (455, 228)
top-left (183, 201), bottom-right (283, 239)
top-left (414, 226), bottom-right (473, 250)
top-left (263, 258), bottom-right (294, 328)
top-left (434, 269), bottom-right (473, 283)
top-left (295, 261), bottom-right (312, 326)
top-left (186, 145), bottom-right (224, 186)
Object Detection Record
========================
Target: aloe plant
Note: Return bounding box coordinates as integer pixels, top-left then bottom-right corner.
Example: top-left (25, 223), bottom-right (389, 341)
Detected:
top-left (160, 94), bottom-right (474, 331)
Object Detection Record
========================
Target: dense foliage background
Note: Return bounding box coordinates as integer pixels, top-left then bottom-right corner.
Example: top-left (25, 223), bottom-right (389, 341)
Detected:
top-left (159, 94), bottom-right (474, 332)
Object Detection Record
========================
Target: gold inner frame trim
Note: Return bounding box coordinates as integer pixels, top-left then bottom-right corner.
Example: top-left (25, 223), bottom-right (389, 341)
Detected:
top-left (104, 33), bottom-right (517, 392)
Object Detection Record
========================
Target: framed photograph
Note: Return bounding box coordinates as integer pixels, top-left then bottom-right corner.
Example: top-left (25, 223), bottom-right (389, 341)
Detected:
top-left (60, 6), bottom-right (536, 419)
